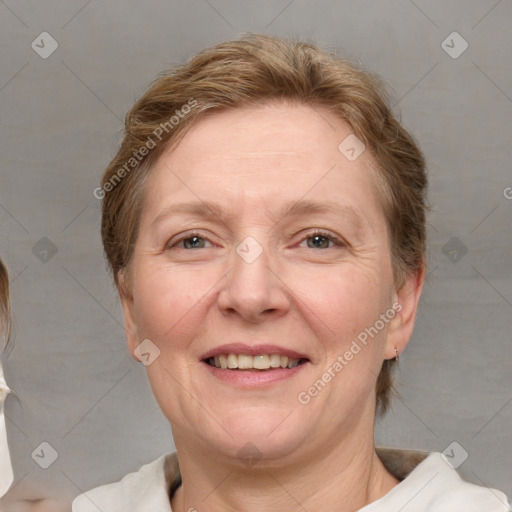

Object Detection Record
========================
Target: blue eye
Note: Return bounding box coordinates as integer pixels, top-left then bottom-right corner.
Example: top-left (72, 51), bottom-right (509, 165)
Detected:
top-left (168, 233), bottom-right (213, 250)
top-left (300, 230), bottom-right (344, 249)
top-left (167, 230), bottom-right (344, 251)
top-left (182, 236), bottom-right (207, 249)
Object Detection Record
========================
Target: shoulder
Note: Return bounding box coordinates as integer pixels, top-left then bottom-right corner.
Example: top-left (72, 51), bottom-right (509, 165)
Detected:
top-left (72, 452), bottom-right (178, 512)
top-left (370, 450), bottom-right (511, 511)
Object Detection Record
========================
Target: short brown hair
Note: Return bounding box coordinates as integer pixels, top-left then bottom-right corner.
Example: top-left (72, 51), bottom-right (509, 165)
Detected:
top-left (100, 33), bottom-right (428, 417)
top-left (0, 258), bottom-right (10, 351)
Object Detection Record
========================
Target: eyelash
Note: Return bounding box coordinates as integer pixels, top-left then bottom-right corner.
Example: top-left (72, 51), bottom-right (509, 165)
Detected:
top-left (167, 229), bottom-right (345, 250)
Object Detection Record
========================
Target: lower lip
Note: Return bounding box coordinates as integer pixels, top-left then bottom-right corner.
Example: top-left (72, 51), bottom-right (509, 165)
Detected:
top-left (202, 361), bottom-right (309, 386)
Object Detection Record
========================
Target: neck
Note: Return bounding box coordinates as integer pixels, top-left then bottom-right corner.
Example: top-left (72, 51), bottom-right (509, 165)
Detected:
top-left (170, 432), bottom-right (399, 512)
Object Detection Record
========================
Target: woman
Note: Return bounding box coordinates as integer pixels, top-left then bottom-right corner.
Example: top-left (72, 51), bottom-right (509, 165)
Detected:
top-left (0, 260), bottom-right (70, 512)
top-left (73, 34), bottom-right (510, 511)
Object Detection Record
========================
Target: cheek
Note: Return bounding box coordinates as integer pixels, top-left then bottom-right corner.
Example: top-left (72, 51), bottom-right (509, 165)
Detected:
top-left (307, 270), bottom-right (391, 410)
top-left (297, 265), bottom-right (389, 343)
top-left (132, 262), bottom-right (219, 347)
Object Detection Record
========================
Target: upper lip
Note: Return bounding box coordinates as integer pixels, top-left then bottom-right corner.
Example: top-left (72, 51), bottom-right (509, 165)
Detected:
top-left (200, 343), bottom-right (310, 361)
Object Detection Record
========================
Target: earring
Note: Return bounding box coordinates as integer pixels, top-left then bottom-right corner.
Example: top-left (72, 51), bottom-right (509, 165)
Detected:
top-left (394, 347), bottom-right (399, 361)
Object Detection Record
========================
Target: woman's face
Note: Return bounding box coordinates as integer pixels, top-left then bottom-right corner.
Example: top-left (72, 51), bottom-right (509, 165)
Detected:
top-left (120, 101), bottom-right (420, 464)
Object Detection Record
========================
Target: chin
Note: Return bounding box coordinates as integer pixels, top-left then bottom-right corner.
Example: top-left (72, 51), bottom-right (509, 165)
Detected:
top-left (203, 410), bottom-right (307, 465)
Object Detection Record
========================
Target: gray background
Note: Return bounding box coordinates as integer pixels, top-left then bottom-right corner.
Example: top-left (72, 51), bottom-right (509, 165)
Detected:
top-left (0, 0), bottom-right (511, 507)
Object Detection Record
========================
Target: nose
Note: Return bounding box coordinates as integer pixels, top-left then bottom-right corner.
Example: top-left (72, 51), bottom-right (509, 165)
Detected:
top-left (217, 237), bottom-right (290, 323)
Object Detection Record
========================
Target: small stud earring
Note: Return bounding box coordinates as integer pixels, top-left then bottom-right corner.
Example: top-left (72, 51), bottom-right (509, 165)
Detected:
top-left (394, 347), bottom-right (399, 361)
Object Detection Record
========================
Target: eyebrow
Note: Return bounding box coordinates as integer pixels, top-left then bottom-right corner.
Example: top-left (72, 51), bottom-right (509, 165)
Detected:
top-left (151, 201), bottom-right (238, 228)
top-left (150, 199), bottom-right (368, 232)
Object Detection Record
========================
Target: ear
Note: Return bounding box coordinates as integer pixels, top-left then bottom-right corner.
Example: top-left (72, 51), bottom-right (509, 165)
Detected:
top-left (384, 261), bottom-right (426, 360)
top-left (118, 269), bottom-right (141, 362)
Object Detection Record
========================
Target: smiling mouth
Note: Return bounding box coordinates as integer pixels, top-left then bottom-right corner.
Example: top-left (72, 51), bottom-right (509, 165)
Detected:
top-left (204, 354), bottom-right (309, 371)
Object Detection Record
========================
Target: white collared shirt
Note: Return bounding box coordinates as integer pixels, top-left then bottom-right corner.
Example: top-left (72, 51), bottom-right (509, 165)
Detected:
top-left (72, 448), bottom-right (511, 511)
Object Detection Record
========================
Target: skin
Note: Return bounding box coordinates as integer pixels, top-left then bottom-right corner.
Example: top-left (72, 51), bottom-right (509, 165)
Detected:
top-left (119, 101), bottom-right (425, 512)
top-left (0, 500), bottom-right (70, 512)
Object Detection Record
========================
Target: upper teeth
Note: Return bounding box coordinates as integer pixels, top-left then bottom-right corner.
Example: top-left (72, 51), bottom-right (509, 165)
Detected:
top-left (208, 354), bottom-right (301, 370)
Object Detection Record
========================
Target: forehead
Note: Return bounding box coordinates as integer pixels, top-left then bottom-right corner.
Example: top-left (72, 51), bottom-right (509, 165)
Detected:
top-left (167, 101), bottom-right (352, 167)
top-left (143, 101), bottom-right (387, 227)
